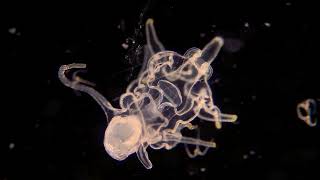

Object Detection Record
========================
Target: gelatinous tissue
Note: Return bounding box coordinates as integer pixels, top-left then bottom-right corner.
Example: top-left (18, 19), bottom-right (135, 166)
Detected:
top-left (58, 19), bottom-right (238, 169)
top-left (297, 99), bottom-right (318, 127)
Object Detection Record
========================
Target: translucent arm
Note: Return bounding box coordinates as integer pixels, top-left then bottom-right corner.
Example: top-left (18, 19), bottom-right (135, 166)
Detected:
top-left (200, 37), bottom-right (224, 64)
top-left (199, 107), bottom-right (238, 129)
top-left (136, 143), bottom-right (152, 169)
top-left (145, 18), bottom-right (165, 55)
top-left (162, 132), bottom-right (216, 148)
top-left (58, 63), bottom-right (120, 121)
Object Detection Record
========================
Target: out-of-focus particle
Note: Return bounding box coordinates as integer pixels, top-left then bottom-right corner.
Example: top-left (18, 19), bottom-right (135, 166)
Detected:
top-left (249, 150), bottom-right (255, 155)
top-left (9, 143), bottom-right (15, 149)
top-left (8, 27), bottom-right (17, 34)
top-left (243, 154), bottom-right (248, 159)
top-left (264, 22), bottom-right (271, 27)
top-left (223, 38), bottom-right (244, 53)
top-left (122, 43), bottom-right (129, 49)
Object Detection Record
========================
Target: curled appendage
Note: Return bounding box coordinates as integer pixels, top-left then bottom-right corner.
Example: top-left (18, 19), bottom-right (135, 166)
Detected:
top-left (58, 63), bottom-right (87, 88)
top-left (297, 99), bottom-right (318, 127)
top-left (58, 63), bottom-right (119, 121)
top-left (72, 69), bottom-right (96, 87)
top-left (170, 120), bottom-right (198, 133)
top-left (184, 143), bottom-right (211, 158)
top-left (199, 106), bottom-right (238, 129)
top-left (183, 128), bottom-right (214, 158)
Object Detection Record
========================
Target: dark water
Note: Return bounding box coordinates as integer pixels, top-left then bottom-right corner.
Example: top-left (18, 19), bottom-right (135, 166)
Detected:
top-left (2, 0), bottom-right (319, 180)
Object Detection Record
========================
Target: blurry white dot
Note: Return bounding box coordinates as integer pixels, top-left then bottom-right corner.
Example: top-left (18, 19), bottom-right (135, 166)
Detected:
top-left (8, 27), bottom-right (17, 34)
top-left (65, 49), bottom-right (71, 53)
top-left (122, 43), bottom-right (129, 49)
top-left (224, 97), bottom-right (231, 103)
top-left (200, 33), bottom-right (205, 38)
top-left (35, 123), bottom-right (40, 128)
top-left (200, 167), bottom-right (206, 172)
top-left (213, 78), bottom-right (220, 84)
top-left (232, 64), bottom-right (237, 69)
top-left (243, 154), bottom-right (248, 159)
top-left (264, 22), bottom-right (271, 27)
top-left (285, 2), bottom-right (292, 6)
top-left (117, 24), bottom-right (121, 29)
top-left (188, 170), bottom-right (196, 176)
top-left (211, 24), bottom-right (216, 28)
top-left (249, 150), bottom-right (256, 155)
top-left (9, 143), bottom-right (15, 149)
top-left (252, 95), bottom-right (257, 101)
top-left (82, 151), bottom-right (87, 157)
top-left (244, 22), bottom-right (249, 27)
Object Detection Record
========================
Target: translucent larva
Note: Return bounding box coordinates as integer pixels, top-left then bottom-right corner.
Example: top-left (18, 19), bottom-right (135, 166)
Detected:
top-left (59, 19), bottom-right (237, 169)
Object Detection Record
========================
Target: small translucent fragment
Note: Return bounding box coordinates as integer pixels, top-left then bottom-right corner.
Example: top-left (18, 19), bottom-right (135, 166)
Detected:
top-left (264, 22), bottom-right (271, 27)
top-left (58, 19), bottom-right (237, 169)
top-left (297, 99), bottom-right (318, 127)
top-left (9, 143), bottom-right (15, 150)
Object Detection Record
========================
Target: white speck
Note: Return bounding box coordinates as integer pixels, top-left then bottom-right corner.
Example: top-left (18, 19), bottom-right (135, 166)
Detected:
top-left (122, 43), bottom-right (129, 49)
top-left (8, 27), bottom-right (17, 34)
top-left (243, 154), bottom-right (248, 159)
top-left (213, 78), bottom-right (220, 84)
top-left (285, 2), bottom-right (292, 6)
top-left (252, 95), bottom-right (256, 101)
top-left (9, 143), bottom-right (15, 149)
top-left (65, 49), bottom-right (71, 53)
top-left (249, 150), bottom-right (256, 155)
top-left (211, 24), bottom-right (216, 28)
top-left (200, 33), bottom-right (205, 38)
top-left (232, 64), bottom-right (237, 69)
top-left (244, 22), bottom-right (249, 27)
top-left (200, 167), bottom-right (206, 172)
top-left (264, 22), bottom-right (271, 27)
top-left (117, 24), bottom-right (121, 29)
top-left (258, 155), bottom-right (262, 159)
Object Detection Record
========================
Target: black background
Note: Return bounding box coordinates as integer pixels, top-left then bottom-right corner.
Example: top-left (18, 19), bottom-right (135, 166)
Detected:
top-left (2, 0), bottom-right (319, 180)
